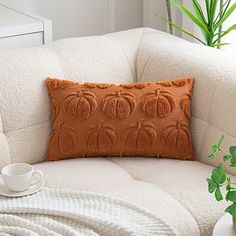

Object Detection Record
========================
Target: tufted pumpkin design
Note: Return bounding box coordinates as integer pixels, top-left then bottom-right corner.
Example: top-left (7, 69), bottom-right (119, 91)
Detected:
top-left (64, 90), bottom-right (97, 120)
top-left (102, 90), bottom-right (136, 120)
top-left (125, 120), bottom-right (157, 150)
top-left (46, 77), bottom-right (193, 161)
top-left (86, 122), bottom-right (117, 152)
top-left (120, 83), bottom-right (150, 89)
top-left (47, 78), bottom-right (75, 90)
top-left (180, 92), bottom-right (191, 119)
top-left (50, 95), bottom-right (60, 123)
top-left (141, 89), bottom-right (175, 118)
top-left (48, 123), bottom-right (77, 159)
top-left (84, 83), bottom-right (115, 89)
top-left (161, 120), bottom-right (191, 150)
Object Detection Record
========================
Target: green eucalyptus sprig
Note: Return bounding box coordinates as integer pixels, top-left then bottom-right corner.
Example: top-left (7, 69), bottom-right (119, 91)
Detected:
top-left (207, 135), bottom-right (236, 216)
top-left (156, 0), bottom-right (236, 48)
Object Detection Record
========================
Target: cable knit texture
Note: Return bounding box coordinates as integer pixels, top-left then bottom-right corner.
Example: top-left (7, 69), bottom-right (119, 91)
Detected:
top-left (0, 187), bottom-right (177, 236)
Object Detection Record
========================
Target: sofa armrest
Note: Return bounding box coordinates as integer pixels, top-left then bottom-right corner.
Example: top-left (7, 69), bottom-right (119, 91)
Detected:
top-left (137, 28), bottom-right (236, 174)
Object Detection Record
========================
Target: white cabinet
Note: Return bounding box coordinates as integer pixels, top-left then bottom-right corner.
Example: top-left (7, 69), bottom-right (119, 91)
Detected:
top-left (0, 0), bottom-right (143, 40)
top-left (0, 4), bottom-right (52, 50)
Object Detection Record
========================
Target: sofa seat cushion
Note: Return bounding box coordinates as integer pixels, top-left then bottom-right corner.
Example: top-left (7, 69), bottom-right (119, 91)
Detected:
top-left (34, 158), bottom-right (199, 236)
top-left (109, 158), bottom-right (236, 236)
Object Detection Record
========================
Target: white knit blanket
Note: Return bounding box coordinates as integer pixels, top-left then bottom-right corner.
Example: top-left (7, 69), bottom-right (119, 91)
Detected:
top-left (0, 188), bottom-right (177, 236)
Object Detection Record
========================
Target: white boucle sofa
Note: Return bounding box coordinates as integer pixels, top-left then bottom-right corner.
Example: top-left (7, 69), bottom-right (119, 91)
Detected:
top-left (0, 28), bottom-right (236, 236)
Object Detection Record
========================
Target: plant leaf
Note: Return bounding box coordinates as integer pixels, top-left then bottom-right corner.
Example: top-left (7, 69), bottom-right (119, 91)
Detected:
top-left (211, 164), bottom-right (226, 184)
top-left (214, 0), bottom-right (232, 24)
top-left (212, 43), bottom-right (231, 47)
top-left (226, 184), bottom-right (231, 192)
top-left (215, 187), bottom-right (223, 201)
top-left (230, 155), bottom-right (236, 167)
top-left (213, 24), bottom-right (236, 44)
top-left (207, 178), bottom-right (217, 193)
top-left (214, 3), bottom-right (236, 30)
top-left (231, 155), bottom-right (236, 164)
top-left (209, 144), bottom-right (218, 158)
top-left (226, 203), bottom-right (236, 216)
top-left (154, 13), bottom-right (206, 45)
top-left (192, 0), bottom-right (209, 42)
top-left (223, 155), bottom-right (232, 161)
top-left (210, 0), bottom-right (219, 26)
top-left (192, 0), bottom-right (208, 25)
top-left (226, 177), bottom-right (231, 192)
top-left (208, 153), bottom-right (216, 158)
top-left (230, 146), bottom-right (236, 158)
top-left (212, 144), bottom-right (218, 153)
top-left (227, 191), bottom-right (236, 203)
top-left (205, 0), bottom-right (211, 23)
top-left (170, 0), bottom-right (211, 35)
top-left (208, 136), bottom-right (225, 158)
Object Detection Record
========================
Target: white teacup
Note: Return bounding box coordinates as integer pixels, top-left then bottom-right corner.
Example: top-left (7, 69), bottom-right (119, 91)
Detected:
top-left (1, 163), bottom-right (44, 192)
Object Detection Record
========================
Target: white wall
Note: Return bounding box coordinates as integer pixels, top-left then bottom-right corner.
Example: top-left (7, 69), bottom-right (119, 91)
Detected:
top-left (143, 0), bottom-right (166, 31)
top-left (109, 0), bottom-right (143, 32)
top-left (0, 0), bottom-right (144, 40)
top-left (143, 0), bottom-right (182, 37)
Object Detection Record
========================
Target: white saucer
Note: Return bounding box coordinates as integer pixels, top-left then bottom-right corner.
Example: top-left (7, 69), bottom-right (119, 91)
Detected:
top-left (0, 175), bottom-right (44, 197)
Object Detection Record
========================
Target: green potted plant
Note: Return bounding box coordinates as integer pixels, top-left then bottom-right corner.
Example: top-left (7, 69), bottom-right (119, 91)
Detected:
top-left (207, 135), bottom-right (236, 230)
top-left (156, 0), bottom-right (236, 48)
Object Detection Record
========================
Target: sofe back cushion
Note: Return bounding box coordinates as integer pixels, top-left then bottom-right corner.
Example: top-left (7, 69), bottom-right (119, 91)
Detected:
top-left (46, 77), bottom-right (194, 161)
top-left (0, 29), bottom-right (142, 165)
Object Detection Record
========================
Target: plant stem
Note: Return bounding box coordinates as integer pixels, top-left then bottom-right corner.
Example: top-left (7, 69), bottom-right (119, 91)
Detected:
top-left (166, 0), bottom-right (173, 34)
top-left (218, 0), bottom-right (224, 48)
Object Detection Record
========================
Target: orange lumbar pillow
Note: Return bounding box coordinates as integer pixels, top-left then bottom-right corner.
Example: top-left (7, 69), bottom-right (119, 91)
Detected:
top-left (46, 77), bottom-right (194, 161)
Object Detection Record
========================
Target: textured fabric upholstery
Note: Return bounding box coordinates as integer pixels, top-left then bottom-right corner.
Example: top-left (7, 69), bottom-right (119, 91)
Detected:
top-left (0, 113), bottom-right (10, 167)
top-left (34, 158), bottom-right (200, 236)
top-left (1, 28), bottom-right (235, 170)
top-left (0, 29), bottom-right (143, 167)
top-left (34, 157), bottom-right (236, 236)
top-left (137, 29), bottom-right (236, 175)
top-left (110, 157), bottom-right (236, 236)
top-left (0, 27), bottom-right (236, 236)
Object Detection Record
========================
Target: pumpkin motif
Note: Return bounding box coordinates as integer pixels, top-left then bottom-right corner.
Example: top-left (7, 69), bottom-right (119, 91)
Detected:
top-left (47, 78), bottom-right (75, 89)
top-left (161, 120), bottom-right (191, 150)
top-left (120, 83), bottom-right (134, 89)
top-left (156, 81), bottom-right (172, 87)
top-left (49, 123), bottom-right (77, 156)
top-left (120, 83), bottom-right (149, 89)
top-left (133, 83), bottom-right (149, 89)
top-left (97, 83), bottom-right (114, 89)
top-left (102, 90), bottom-right (137, 120)
top-left (50, 95), bottom-right (60, 123)
top-left (86, 122), bottom-right (117, 152)
top-left (64, 90), bottom-right (97, 119)
top-left (172, 78), bottom-right (192, 87)
top-left (180, 92), bottom-right (191, 118)
top-left (84, 83), bottom-right (115, 89)
top-left (141, 88), bottom-right (175, 118)
top-left (125, 120), bottom-right (157, 150)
